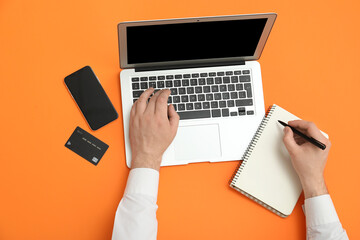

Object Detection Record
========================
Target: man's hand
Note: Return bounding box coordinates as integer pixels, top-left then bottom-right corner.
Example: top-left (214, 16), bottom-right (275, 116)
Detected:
top-left (129, 88), bottom-right (180, 171)
top-left (283, 120), bottom-right (331, 199)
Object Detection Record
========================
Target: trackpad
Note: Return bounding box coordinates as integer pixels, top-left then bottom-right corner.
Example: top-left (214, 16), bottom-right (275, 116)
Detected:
top-left (174, 124), bottom-right (222, 161)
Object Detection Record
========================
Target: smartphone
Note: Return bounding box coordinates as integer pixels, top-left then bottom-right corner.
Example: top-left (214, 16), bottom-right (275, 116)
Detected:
top-left (64, 66), bottom-right (118, 130)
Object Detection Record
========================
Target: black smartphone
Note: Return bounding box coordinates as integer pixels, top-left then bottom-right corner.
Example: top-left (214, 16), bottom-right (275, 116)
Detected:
top-left (64, 66), bottom-right (118, 130)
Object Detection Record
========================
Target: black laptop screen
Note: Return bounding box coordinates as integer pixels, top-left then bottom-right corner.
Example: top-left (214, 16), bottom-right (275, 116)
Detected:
top-left (126, 18), bottom-right (267, 64)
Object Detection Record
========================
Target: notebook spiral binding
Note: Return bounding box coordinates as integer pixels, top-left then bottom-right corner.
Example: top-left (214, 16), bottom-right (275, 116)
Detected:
top-left (229, 105), bottom-right (277, 186)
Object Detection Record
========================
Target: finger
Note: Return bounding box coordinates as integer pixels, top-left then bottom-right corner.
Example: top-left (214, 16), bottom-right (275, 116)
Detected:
top-left (130, 101), bottom-right (137, 119)
top-left (168, 104), bottom-right (180, 131)
top-left (155, 89), bottom-right (171, 117)
top-left (145, 89), bottom-right (162, 114)
top-left (136, 88), bottom-right (154, 114)
top-left (287, 120), bottom-right (327, 141)
top-left (283, 126), bottom-right (300, 155)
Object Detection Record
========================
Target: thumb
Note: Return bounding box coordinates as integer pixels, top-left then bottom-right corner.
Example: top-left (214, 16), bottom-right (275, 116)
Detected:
top-left (168, 104), bottom-right (180, 132)
top-left (283, 126), bottom-right (299, 155)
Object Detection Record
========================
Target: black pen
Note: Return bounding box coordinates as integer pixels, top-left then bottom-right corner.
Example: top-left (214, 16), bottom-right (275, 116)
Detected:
top-left (278, 120), bottom-right (326, 150)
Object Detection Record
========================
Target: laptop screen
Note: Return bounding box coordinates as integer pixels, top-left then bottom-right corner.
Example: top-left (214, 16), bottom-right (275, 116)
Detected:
top-left (126, 18), bottom-right (267, 64)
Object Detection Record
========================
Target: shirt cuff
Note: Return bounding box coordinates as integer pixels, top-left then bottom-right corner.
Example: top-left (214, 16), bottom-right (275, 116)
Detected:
top-left (304, 194), bottom-right (340, 227)
top-left (124, 168), bottom-right (160, 201)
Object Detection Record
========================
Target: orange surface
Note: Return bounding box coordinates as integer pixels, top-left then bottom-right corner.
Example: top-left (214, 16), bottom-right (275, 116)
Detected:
top-left (0, 0), bottom-right (359, 239)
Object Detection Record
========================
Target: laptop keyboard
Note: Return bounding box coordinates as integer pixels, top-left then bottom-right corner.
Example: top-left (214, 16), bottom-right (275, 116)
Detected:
top-left (131, 70), bottom-right (255, 120)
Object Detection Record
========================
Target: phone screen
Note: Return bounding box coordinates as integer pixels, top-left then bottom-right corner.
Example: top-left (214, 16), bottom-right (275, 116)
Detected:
top-left (65, 66), bottom-right (118, 130)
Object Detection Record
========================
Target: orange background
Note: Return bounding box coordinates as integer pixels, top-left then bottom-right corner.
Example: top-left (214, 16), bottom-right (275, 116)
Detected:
top-left (1, 0), bottom-right (359, 239)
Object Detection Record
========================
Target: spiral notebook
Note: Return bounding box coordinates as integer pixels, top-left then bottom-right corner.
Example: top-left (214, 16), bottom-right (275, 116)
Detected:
top-left (230, 104), bottom-right (303, 217)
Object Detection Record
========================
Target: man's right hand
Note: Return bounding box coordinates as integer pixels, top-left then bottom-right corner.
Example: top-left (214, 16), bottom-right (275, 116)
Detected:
top-left (283, 120), bottom-right (331, 199)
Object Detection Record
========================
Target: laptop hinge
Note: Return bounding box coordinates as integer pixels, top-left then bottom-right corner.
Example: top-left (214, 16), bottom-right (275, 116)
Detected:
top-left (135, 61), bottom-right (246, 72)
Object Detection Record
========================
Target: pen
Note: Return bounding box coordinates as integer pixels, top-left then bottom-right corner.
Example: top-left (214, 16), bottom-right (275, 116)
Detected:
top-left (278, 120), bottom-right (326, 150)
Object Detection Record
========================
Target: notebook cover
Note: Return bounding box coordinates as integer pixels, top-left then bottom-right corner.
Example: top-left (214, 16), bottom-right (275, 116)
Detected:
top-left (230, 104), bottom-right (303, 217)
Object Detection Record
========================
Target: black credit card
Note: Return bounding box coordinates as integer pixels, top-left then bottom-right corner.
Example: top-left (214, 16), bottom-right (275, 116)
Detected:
top-left (65, 127), bottom-right (109, 165)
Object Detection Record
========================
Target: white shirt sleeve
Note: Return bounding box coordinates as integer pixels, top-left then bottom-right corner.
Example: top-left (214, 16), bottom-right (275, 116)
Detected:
top-left (112, 168), bottom-right (160, 240)
top-left (304, 194), bottom-right (349, 240)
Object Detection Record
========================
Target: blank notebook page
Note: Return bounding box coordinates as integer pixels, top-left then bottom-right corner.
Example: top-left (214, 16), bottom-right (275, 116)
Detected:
top-left (232, 104), bottom-right (302, 217)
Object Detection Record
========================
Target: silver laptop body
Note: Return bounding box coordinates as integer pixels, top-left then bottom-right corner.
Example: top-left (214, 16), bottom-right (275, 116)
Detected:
top-left (118, 13), bottom-right (277, 167)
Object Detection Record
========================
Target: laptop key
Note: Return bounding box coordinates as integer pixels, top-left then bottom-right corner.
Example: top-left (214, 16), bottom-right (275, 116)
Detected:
top-left (206, 77), bottom-right (214, 85)
top-left (203, 102), bottom-right (210, 109)
top-left (200, 73), bottom-right (208, 77)
top-left (222, 92), bottom-right (230, 99)
top-left (211, 101), bottom-right (218, 108)
top-left (183, 74), bottom-right (191, 78)
top-left (186, 103), bottom-right (194, 110)
top-left (215, 77), bottom-right (222, 84)
top-left (227, 100), bottom-right (235, 107)
top-left (194, 102), bottom-right (202, 109)
top-left (231, 76), bottom-right (239, 83)
top-left (217, 72), bottom-right (225, 76)
top-left (181, 95), bottom-right (189, 102)
top-left (234, 71), bottom-right (242, 75)
top-left (214, 93), bottom-right (222, 100)
top-left (247, 110), bottom-right (254, 115)
top-left (231, 92), bottom-right (238, 99)
top-left (236, 83), bottom-right (244, 91)
top-left (219, 101), bottom-right (227, 108)
top-left (244, 83), bottom-right (252, 97)
top-left (222, 108), bottom-right (230, 117)
top-left (209, 72), bottom-right (216, 77)
top-left (211, 109), bottom-right (221, 118)
top-left (203, 86), bottom-right (211, 93)
top-left (220, 85), bottom-right (227, 92)
top-left (198, 78), bottom-right (206, 85)
top-left (238, 107), bottom-right (246, 115)
top-left (240, 75), bottom-right (251, 82)
top-left (140, 77), bottom-right (148, 81)
top-left (174, 80), bottom-right (181, 87)
top-left (187, 87), bottom-right (194, 94)
top-left (230, 111), bottom-right (238, 116)
top-left (223, 76), bottom-right (230, 83)
top-left (211, 85), bottom-right (219, 92)
top-left (178, 103), bottom-right (185, 111)
top-left (226, 71), bottom-right (233, 76)
top-left (149, 82), bottom-right (156, 88)
top-left (165, 81), bottom-right (173, 87)
top-left (132, 83), bottom-right (140, 90)
top-left (173, 96), bottom-right (180, 103)
top-left (190, 79), bottom-right (198, 86)
top-left (170, 88), bottom-right (178, 95)
top-left (228, 84), bottom-right (235, 91)
top-left (141, 82), bottom-right (148, 89)
top-left (166, 75), bottom-right (174, 79)
top-left (175, 74), bottom-right (182, 79)
top-left (182, 79), bottom-right (190, 86)
top-left (191, 73), bottom-right (199, 78)
top-left (198, 94), bottom-right (205, 101)
top-left (190, 95), bottom-right (197, 102)
top-left (242, 70), bottom-right (250, 74)
top-left (179, 88), bottom-right (186, 95)
top-left (149, 76), bottom-right (156, 81)
top-left (236, 99), bottom-right (253, 106)
top-left (132, 77), bottom-right (139, 82)
top-left (158, 76), bottom-right (165, 80)
top-left (206, 94), bottom-right (213, 101)
top-left (195, 86), bottom-right (202, 93)
top-left (167, 96), bottom-right (172, 104)
top-left (157, 81), bottom-right (164, 88)
top-left (238, 91), bottom-right (246, 98)
top-left (178, 110), bottom-right (211, 120)
top-left (133, 91), bottom-right (144, 98)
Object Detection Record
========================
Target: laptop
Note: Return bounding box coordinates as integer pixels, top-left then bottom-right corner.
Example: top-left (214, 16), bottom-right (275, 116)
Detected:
top-left (117, 13), bottom-right (277, 167)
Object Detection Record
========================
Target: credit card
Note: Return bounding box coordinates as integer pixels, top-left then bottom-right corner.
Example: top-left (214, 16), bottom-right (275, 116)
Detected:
top-left (65, 126), bottom-right (109, 165)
